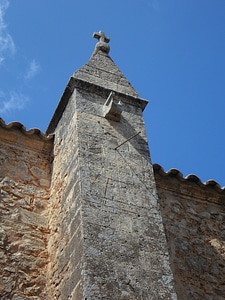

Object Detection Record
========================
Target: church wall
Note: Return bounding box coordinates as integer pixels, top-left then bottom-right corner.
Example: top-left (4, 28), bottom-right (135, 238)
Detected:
top-left (154, 169), bottom-right (225, 300)
top-left (0, 126), bottom-right (53, 300)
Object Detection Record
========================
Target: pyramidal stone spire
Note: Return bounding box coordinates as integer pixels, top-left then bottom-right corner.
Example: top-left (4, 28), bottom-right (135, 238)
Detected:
top-left (73, 30), bottom-right (139, 98)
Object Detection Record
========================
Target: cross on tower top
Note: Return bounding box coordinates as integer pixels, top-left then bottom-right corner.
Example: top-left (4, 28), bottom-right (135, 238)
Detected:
top-left (92, 30), bottom-right (110, 54)
top-left (93, 30), bottom-right (110, 43)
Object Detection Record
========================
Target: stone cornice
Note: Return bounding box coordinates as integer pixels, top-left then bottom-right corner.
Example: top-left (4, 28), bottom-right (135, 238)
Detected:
top-left (46, 77), bottom-right (148, 135)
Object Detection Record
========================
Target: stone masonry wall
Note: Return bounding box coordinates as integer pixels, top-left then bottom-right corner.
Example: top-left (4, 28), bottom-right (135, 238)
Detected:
top-left (154, 169), bottom-right (225, 300)
top-left (47, 82), bottom-right (177, 299)
top-left (75, 88), bottom-right (176, 299)
top-left (47, 90), bottom-right (85, 299)
top-left (0, 125), bottom-right (53, 300)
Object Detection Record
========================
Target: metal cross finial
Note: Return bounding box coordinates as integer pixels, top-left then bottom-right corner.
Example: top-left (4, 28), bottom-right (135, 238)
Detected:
top-left (93, 30), bottom-right (110, 44)
top-left (92, 30), bottom-right (110, 54)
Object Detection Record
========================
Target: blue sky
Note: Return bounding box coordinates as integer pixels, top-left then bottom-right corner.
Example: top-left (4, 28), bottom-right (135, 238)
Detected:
top-left (0, 0), bottom-right (224, 186)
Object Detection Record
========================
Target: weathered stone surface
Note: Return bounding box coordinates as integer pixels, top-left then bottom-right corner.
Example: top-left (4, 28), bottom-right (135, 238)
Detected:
top-left (0, 127), bottom-right (52, 299)
top-left (73, 48), bottom-right (139, 98)
top-left (155, 171), bottom-right (225, 299)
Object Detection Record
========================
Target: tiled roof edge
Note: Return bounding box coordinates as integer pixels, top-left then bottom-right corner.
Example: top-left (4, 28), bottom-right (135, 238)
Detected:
top-left (153, 163), bottom-right (225, 193)
top-left (0, 118), bottom-right (54, 141)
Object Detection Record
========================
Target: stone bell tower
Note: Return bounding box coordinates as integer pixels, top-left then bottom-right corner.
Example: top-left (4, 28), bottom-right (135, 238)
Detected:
top-left (46, 31), bottom-right (177, 299)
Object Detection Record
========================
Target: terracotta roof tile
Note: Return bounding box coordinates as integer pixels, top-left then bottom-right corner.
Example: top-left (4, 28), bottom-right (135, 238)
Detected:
top-left (153, 163), bottom-right (225, 193)
top-left (0, 118), bottom-right (53, 141)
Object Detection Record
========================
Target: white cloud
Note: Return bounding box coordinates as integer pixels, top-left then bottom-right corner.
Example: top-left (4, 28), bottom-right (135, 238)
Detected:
top-left (0, 1), bottom-right (30, 116)
top-left (0, 0), bottom-right (15, 65)
top-left (24, 59), bottom-right (40, 79)
top-left (0, 91), bottom-right (28, 114)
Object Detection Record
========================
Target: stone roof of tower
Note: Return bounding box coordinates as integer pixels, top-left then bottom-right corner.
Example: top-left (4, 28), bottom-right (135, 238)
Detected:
top-left (46, 31), bottom-right (142, 134)
top-left (73, 31), bottom-right (139, 98)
